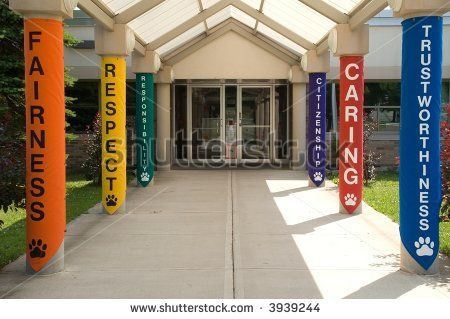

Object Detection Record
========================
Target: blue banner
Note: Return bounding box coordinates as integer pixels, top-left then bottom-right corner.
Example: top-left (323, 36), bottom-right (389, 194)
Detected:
top-left (308, 73), bottom-right (327, 186)
top-left (400, 16), bottom-right (442, 270)
top-left (136, 73), bottom-right (155, 187)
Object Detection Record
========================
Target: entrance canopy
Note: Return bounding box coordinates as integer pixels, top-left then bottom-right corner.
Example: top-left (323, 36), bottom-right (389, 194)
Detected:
top-left (77, 0), bottom-right (388, 63)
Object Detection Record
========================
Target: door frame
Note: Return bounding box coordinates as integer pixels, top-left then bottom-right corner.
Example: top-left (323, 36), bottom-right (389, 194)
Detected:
top-left (188, 85), bottom-right (223, 165)
top-left (237, 85), bottom-right (273, 164)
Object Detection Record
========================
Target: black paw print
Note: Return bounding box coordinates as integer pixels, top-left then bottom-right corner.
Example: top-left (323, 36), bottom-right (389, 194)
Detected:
top-left (106, 194), bottom-right (118, 207)
top-left (29, 239), bottom-right (47, 258)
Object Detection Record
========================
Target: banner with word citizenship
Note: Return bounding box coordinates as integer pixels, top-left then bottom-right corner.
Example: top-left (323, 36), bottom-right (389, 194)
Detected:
top-left (308, 73), bottom-right (327, 186)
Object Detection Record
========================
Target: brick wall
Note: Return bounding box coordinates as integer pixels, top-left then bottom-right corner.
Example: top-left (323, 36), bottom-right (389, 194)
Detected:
top-left (325, 132), bottom-right (399, 169)
top-left (66, 134), bottom-right (89, 173)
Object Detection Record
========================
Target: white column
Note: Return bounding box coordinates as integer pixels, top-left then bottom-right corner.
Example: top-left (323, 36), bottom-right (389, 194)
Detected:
top-left (290, 66), bottom-right (307, 170)
top-left (291, 84), bottom-right (307, 170)
top-left (155, 67), bottom-right (173, 171)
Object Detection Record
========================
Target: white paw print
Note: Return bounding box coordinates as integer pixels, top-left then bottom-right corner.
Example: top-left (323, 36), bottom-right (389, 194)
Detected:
top-left (344, 193), bottom-right (357, 206)
top-left (415, 237), bottom-right (434, 257)
top-left (140, 172), bottom-right (150, 182)
top-left (313, 172), bottom-right (323, 182)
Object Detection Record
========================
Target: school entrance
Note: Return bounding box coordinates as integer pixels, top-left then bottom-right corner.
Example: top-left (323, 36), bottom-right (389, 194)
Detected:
top-left (173, 82), bottom-right (290, 166)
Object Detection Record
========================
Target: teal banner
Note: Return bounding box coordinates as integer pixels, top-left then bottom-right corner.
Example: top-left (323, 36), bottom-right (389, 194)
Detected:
top-left (135, 73), bottom-right (154, 187)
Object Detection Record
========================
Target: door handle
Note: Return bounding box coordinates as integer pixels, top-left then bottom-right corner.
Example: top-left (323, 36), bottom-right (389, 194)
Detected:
top-left (239, 112), bottom-right (242, 126)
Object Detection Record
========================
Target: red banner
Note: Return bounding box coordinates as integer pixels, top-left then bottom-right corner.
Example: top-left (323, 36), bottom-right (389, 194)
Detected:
top-left (25, 19), bottom-right (65, 271)
top-left (339, 56), bottom-right (364, 213)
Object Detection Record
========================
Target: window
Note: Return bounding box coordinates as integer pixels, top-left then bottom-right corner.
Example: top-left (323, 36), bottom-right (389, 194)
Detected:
top-left (327, 82), bottom-right (402, 134)
top-left (66, 81), bottom-right (99, 133)
top-left (275, 85), bottom-right (289, 159)
top-left (365, 82), bottom-right (401, 107)
top-left (174, 85), bottom-right (188, 160)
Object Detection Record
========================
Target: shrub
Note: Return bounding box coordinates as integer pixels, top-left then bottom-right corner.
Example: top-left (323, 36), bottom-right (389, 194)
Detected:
top-left (363, 113), bottom-right (382, 185)
top-left (82, 112), bottom-right (102, 184)
top-left (441, 105), bottom-right (450, 219)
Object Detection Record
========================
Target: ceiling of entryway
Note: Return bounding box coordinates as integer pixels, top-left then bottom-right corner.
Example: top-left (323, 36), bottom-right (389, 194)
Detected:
top-left (77, 0), bottom-right (388, 61)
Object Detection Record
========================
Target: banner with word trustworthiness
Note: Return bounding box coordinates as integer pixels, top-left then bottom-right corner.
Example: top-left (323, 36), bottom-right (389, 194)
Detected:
top-left (308, 73), bottom-right (327, 186)
top-left (25, 19), bottom-right (65, 272)
top-left (400, 16), bottom-right (442, 270)
top-left (339, 56), bottom-right (364, 213)
top-left (101, 57), bottom-right (127, 214)
top-left (136, 73), bottom-right (154, 187)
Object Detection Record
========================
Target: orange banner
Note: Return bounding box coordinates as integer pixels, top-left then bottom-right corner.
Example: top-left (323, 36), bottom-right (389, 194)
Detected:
top-left (24, 19), bottom-right (65, 272)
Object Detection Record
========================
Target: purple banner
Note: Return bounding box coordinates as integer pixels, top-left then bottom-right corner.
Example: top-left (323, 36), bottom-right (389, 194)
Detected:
top-left (308, 73), bottom-right (327, 186)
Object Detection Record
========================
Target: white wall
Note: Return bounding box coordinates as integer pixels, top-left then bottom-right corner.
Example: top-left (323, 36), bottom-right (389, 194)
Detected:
top-left (330, 25), bottom-right (450, 80)
top-left (65, 24), bottom-right (450, 81)
top-left (172, 31), bottom-right (292, 80)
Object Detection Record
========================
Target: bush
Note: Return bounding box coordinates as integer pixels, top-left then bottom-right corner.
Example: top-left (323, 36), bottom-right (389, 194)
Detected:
top-left (363, 113), bottom-right (382, 185)
top-left (441, 105), bottom-right (450, 219)
top-left (82, 112), bottom-right (102, 184)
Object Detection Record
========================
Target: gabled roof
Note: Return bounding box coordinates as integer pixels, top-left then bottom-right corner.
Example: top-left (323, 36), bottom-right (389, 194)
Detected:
top-left (77, 0), bottom-right (388, 61)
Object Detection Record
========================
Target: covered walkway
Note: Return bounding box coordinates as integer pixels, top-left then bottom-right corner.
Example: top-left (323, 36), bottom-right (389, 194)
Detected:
top-left (1, 170), bottom-right (449, 299)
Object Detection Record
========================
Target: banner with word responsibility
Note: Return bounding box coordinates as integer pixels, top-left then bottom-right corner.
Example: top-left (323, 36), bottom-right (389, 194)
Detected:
top-left (101, 57), bottom-right (127, 214)
top-left (400, 16), bottom-right (442, 270)
top-left (307, 73), bottom-right (327, 186)
top-left (136, 73), bottom-right (155, 187)
top-left (339, 56), bottom-right (364, 213)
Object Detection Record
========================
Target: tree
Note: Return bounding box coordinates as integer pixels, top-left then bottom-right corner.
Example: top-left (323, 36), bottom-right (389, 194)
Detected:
top-left (0, 1), bottom-right (79, 226)
top-left (0, 0), bottom-right (27, 218)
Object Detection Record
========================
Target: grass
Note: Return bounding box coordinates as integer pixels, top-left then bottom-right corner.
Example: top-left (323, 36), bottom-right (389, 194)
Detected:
top-left (330, 171), bottom-right (450, 256)
top-left (0, 175), bottom-right (101, 269)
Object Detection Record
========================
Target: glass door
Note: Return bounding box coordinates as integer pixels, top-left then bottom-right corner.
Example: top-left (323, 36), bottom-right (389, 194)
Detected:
top-left (191, 87), bottom-right (222, 162)
top-left (223, 86), bottom-right (238, 162)
top-left (238, 87), bottom-right (272, 162)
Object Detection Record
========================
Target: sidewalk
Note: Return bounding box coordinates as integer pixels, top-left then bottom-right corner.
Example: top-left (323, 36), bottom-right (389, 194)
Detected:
top-left (0, 170), bottom-right (449, 298)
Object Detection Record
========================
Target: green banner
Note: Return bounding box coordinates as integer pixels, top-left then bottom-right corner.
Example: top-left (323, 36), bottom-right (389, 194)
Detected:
top-left (135, 73), bottom-right (154, 187)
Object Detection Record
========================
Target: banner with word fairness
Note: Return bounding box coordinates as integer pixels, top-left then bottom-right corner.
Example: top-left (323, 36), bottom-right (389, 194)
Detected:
top-left (101, 57), bottom-right (127, 214)
top-left (25, 19), bottom-right (66, 272)
top-left (400, 16), bottom-right (442, 270)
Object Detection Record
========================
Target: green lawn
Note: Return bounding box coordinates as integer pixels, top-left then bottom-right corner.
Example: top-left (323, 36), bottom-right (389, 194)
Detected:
top-left (331, 171), bottom-right (450, 256)
top-left (0, 175), bottom-right (101, 269)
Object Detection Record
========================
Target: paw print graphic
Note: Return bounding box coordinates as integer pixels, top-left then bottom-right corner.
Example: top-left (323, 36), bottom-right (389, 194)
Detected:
top-left (313, 172), bottom-right (323, 182)
top-left (141, 172), bottom-right (150, 182)
top-left (344, 193), bottom-right (357, 206)
top-left (106, 194), bottom-right (118, 207)
top-left (415, 237), bottom-right (434, 257)
top-left (29, 239), bottom-right (47, 259)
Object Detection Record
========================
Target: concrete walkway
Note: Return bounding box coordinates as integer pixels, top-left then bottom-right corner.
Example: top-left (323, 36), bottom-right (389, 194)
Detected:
top-left (0, 170), bottom-right (449, 298)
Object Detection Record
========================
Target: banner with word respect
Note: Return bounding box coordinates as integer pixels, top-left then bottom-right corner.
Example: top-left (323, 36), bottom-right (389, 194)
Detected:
top-left (101, 57), bottom-right (127, 214)
top-left (400, 16), bottom-right (442, 270)
top-left (25, 19), bottom-right (66, 272)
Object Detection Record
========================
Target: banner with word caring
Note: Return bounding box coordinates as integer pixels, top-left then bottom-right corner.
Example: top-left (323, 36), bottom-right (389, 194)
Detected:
top-left (25, 19), bottom-right (65, 272)
top-left (400, 16), bottom-right (442, 270)
top-left (135, 73), bottom-right (154, 186)
top-left (339, 56), bottom-right (364, 214)
top-left (101, 57), bottom-right (127, 214)
top-left (307, 73), bottom-right (327, 186)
